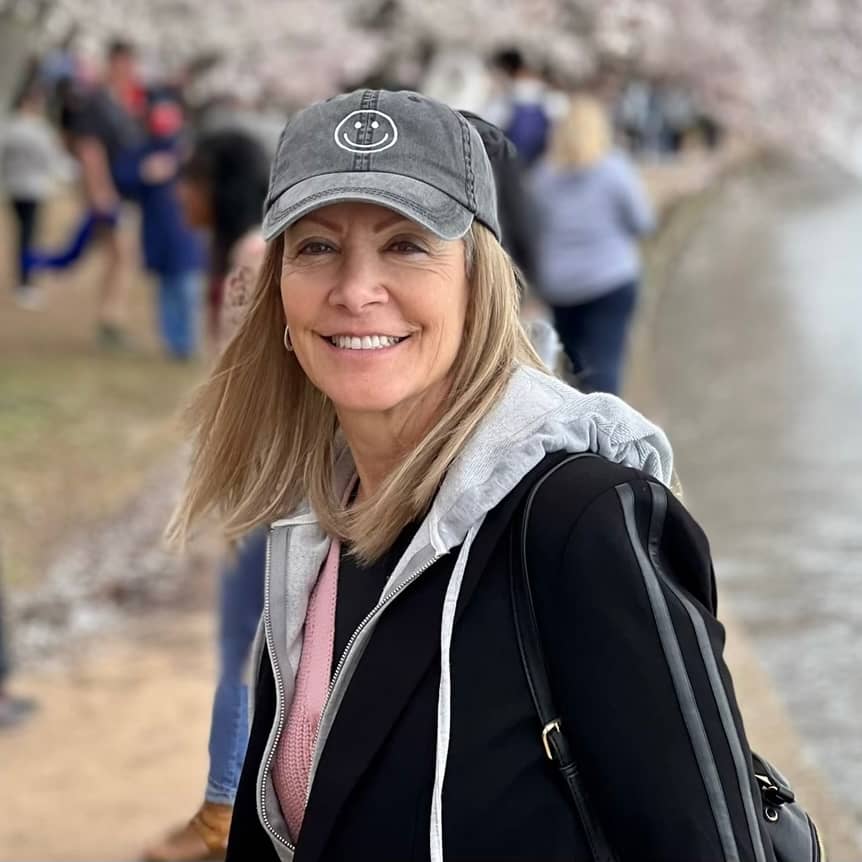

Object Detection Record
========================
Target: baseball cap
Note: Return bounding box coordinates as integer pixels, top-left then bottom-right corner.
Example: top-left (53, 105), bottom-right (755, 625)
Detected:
top-left (262, 89), bottom-right (500, 243)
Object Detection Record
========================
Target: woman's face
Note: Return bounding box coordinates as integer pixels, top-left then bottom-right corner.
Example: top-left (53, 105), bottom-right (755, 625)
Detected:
top-left (280, 202), bottom-right (470, 423)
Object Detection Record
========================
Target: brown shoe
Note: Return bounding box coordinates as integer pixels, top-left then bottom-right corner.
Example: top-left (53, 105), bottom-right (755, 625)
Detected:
top-left (142, 802), bottom-right (232, 861)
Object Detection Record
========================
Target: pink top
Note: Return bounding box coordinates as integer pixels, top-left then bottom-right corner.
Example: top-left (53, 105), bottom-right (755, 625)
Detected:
top-left (272, 536), bottom-right (341, 843)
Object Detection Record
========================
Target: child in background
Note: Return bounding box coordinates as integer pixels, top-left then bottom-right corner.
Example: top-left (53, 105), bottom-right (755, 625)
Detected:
top-left (0, 80), bottom-right (75, 308)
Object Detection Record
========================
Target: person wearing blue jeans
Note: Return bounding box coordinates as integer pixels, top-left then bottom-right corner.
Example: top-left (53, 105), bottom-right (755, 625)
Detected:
top-left (144, 529), bottom-right (267, 861)
top-left (206, 530), bottom-right (267, 805)
top-left (157, 270), bottom-right (202, 361)
top-left (552, 280), bottom-right (638, 395)
top-left (530, 96), bottom-right (655, 396)
top-left (113, 96), bottom-right (205, 360)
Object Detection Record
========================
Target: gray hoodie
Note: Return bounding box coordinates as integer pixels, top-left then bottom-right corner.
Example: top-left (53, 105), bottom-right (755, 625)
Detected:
top-left (254, 364), bottom-right (673, 861)
top-left (0, 113), bottom-right (74, 200)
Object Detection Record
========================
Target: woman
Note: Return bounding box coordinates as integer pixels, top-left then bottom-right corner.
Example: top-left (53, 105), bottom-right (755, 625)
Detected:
top-left (170, 90), bottom-right (777, 862)
top-left (177, 128), bottom-right (270, 345)
top-left (531, 94), bottom-right (655, 395)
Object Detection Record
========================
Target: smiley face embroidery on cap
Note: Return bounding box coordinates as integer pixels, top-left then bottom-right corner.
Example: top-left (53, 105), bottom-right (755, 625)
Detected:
top-left (334, 109), bottom-right (399, 154)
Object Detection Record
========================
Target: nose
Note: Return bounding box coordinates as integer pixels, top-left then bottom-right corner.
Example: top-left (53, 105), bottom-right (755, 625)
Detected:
top-left (327, 245), bottom-right (388, 314)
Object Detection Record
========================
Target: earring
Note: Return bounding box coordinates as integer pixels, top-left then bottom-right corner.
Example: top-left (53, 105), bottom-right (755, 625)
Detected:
top-left (283, 325), bottom-right (294, 352)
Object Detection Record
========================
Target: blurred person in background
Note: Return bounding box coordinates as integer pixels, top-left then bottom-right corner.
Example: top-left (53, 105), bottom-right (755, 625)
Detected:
top-left (615, 78), bottom-right (655, 155)
top-left (143, 537), bottom-right (267, 862)
top-left (0, 76), bottom-right (75, 308)
top-left (531, 94), bottom-right (655, 394)
top-left (143, 139), bottom-right (268, 862)
top-left (458, 110), bottom-right (537, 287)
top-left (177, 129), bottom-right (270, 346)
top-left (458, 110), bottom-right (567, 375)
top-left (195, 90), bottom-right (284, 162)
top-left (659, 82), bottom-right (697, 154)
top-left (0, 556), bottom-right (37, 729)
top-left (485, 48), bottom-right (551, 167)
top-left (113, 95), bottom-right (205, 360)
top-left (63, 38), bottom-right (145, 350)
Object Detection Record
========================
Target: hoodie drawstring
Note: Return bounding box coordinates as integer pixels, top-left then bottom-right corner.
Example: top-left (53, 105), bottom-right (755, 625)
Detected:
top-left (429, 520), bottom-right (484, 862)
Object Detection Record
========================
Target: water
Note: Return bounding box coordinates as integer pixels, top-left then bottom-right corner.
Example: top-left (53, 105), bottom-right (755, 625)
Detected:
top-left (647, 157), bottom-right (862, 835)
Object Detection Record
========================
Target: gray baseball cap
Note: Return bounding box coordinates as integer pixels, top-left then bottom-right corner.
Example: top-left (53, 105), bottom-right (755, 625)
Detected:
top-left (262, 89), bottom-right (500, 243)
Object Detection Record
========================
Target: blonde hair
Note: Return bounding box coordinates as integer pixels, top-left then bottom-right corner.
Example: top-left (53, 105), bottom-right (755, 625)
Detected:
top-left (167, 222), bottom-right (545, 561)
top-left (549, 94), bottom-right (612, 169)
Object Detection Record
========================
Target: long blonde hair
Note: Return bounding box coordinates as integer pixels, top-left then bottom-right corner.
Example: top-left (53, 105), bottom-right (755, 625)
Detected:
top-left (549, 94), bottom-right (612, 169)
top-left (167, 223), bottom-right (545, 561)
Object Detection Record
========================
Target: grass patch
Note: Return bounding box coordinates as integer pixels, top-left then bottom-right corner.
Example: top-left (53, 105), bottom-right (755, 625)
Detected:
top-left (0, 353), bottom-right (202, 589)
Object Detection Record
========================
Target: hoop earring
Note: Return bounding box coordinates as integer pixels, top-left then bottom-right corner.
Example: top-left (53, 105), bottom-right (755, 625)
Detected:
top-left (283, 325), bottom-right (294, 352)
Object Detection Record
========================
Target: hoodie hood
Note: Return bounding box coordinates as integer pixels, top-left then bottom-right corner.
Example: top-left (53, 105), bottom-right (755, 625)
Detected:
top-left (426, 364), bottom-right (672, 553)
top-left (259, 364), bottom-right (672, 861)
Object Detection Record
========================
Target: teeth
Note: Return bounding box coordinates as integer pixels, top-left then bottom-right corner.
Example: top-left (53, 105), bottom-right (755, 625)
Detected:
top-left (330, 335), bottom-right (404, 350)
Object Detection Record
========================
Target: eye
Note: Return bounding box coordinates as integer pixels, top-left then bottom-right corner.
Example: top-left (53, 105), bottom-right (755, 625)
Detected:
top-left (296, 239), bottom-right (335, 256)
top-left (387, 238), bottom-right (426, 255)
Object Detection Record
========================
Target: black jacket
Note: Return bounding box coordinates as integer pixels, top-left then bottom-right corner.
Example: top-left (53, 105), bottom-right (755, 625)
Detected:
top-left (228, 452), bottom-right (774, 862)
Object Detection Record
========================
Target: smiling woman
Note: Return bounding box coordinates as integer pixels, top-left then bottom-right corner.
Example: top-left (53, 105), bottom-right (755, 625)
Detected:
top-left (280, 203), bottom-right (470, 444)
top-left (166, 89), bottom-right (797, 862)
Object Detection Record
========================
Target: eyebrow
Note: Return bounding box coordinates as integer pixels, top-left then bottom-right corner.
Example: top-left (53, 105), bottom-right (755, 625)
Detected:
top-left (295, 211), bottom-right (418, 235)
top-left (297, 213), bottom-right (342, 233)
top-left (371, 212), bottom-right (414, 233)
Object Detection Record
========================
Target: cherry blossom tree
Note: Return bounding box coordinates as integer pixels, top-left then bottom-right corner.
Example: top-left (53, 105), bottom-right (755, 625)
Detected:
top-left (2, 0), bottom-right (862, 166)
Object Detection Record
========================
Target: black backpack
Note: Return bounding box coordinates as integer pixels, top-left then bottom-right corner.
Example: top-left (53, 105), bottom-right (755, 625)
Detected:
top-left (510, 453), bottom-right (825, 862)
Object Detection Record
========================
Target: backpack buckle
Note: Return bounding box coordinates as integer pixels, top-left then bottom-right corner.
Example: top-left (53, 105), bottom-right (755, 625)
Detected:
top-left (754, 772), bottom-right (795, 806)
top-left (542, 719), bottom-right (562, 761)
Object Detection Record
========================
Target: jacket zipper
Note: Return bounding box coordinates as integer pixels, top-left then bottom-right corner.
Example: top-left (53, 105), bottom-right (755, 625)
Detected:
top-left (306, 551), bottom-right (444, 799)
top-left (260, 531), bottom-right (445, 843)
top-left (259, 528), bottom-right (295, 852)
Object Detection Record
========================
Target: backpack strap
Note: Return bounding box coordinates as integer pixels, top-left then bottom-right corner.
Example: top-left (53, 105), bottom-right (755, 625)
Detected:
top-left (509, 452), bottom-right (618, 862)
top-left (510, 453), bottom-right (826, 862)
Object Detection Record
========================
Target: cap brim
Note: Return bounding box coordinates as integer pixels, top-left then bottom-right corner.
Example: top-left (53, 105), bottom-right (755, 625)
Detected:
top-left (262, 171), bottom-right (474, 242)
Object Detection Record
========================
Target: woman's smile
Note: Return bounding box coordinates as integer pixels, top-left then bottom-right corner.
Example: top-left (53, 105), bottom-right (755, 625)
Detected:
top-left (281, 202), bottom-right (467, 418)
top-left (321, 333), bottom-right (410, 351)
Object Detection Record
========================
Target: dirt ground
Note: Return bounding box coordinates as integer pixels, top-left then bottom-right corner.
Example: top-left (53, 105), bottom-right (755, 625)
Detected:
top-left (0, 193), bottom-right (218, 860)
top-left (0, 614), bottom-right (215, 861)
top-left (2, 153), bottom-right (859, 861)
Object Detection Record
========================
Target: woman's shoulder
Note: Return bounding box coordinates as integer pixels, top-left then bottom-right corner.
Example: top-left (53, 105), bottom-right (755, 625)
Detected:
top-left (523, 452), bottom-right (715, 611)
top-left (525, 452), bottom-right (648, 541)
